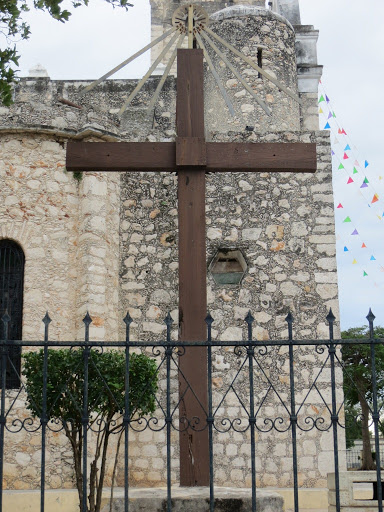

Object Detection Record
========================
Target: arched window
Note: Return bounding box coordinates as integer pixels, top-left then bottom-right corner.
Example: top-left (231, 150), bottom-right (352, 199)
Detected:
top-left (0, 240), bottom-right (24, 388)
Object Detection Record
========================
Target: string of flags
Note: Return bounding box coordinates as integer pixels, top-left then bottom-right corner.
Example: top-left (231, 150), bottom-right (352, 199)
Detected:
top-left (318, 81), bottom-right (384, 283)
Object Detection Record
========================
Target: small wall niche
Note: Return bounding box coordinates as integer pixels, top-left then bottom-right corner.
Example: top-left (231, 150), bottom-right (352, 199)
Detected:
top-left (209, 249), bottom-right (247, 286)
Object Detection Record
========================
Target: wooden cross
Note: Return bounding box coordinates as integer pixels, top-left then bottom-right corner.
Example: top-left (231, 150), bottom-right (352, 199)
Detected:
top-left (66, 48), bottom-right (316, 486)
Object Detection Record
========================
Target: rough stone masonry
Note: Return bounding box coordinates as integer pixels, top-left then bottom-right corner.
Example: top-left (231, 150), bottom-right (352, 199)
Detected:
top-left (0, 0), bottom-right (344, 498)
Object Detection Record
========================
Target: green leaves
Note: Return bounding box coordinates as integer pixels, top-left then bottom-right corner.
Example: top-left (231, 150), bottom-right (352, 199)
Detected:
top-left (341, 325), bottom-right (384, 461)
top-left (23, 348), bottom-right (156, 512)
top-left (0, 0), bottom-right (133, 105)
top-left (23, 348), bottom-right (158, 426)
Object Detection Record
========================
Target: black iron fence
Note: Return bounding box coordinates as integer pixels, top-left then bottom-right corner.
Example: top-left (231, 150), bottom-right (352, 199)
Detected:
top-left (0, 309), bottom-right (384, 512)
top-left (346, 448), bottom-right (384, 470)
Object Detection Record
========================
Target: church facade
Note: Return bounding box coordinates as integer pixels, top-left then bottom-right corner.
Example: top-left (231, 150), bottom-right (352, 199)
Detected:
top-left (0, 0), bottom-right (343, 500)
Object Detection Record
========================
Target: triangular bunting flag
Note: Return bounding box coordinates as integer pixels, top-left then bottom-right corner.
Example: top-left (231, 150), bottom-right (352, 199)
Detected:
top-left (337, 203), bottom-right (343, 208)
top-left (377, 215), bottom-right (382, 220)
top-left (362, 243), bottom-right (367, 248)
top-left (338, 128), bottom-right (343, 134)
top-left (343, 216), bottom-right (351, 222)
top-left (326, 95), bottom-right (330, 102)
top-left (328, 111), bottom-right (333, 119)
top-left (364, 177), bottom-right (369, 184)
top-left (360, 182), bottom-right (368, 188)
top-left (372, 194), bottom-right (379, 204)
top-left (363, 271), bottom-right (368, 276)
top-left (344, 246), bottom-right (349, 252)
top-left (333, 112), bottom-right (336, 118)
top-left (343, 152), bottom-right (349, 160)
top-left (344, 144), bottom-right (351, 151)
top-left (319, 95), bottom-right (325, 103)
top-left (338, 163), bottom-right (344, 170)
top-left (331, 150), bottom-right (335, 156)
top-left (324, 122), bottom-right (331, 129)
top-left (380, 176), bottom-right (383, 180)
top-left (353, 167), bottom-right (358, 174)
top-left (370, 255), bottom-right (376, 261)
top-left (352, 259), bottom-right (357, 264)
top-left (347, 177), bottom-right (354, 184)
top-left (342, 129), bottom-right (347, 135)
top-left (354, 160), bottom-right (360, 167)
top-left (365, 160), bottom-right (369, 168)
top-left (351, 229), bottom-right (358, 235)
top-left (319, 107), bottom-right (323, 114)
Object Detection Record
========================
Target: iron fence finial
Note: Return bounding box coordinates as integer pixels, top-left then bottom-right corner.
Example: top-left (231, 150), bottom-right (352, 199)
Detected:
top-left (366, 308), bottom-right (376, 324)
top-left (123, 312), bottom-right (133, 326)
top-left (83, 312), bottom-right (92, 326)
top-left (205, 313), bottom-right (214, 326)
top-left (285, 311), bottom-right (294, 324)
top-left (245, 311), bottom-right (254, 325)
top-left (326, 308), bottom-right (336, 324)
top-left (42, 312), bottom-right (51, 326)
top-left (164, 312), bottom-right (173, 326)
top-left (1, 310), bottom-right (10, 325)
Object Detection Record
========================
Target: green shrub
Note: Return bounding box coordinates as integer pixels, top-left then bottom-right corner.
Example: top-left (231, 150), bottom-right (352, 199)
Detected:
top-left (23, 349), bottom-right (158, 512)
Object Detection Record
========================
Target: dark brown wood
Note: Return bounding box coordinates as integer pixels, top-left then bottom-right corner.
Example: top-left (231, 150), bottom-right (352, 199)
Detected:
top-left (177, 49), bottom-right (209, 487)
top-left (178, 169), bottom-right (209, 486)
top-left (66, 141), bottom-right (175, 172)
top-left (67, 141), bottom-right (316, 174)
top-left (176, 137), bottom-right (207, 167)
top-left (177, 49), bottom-right (205, 138)
top-left (206, 142), bottom-right (317, 172)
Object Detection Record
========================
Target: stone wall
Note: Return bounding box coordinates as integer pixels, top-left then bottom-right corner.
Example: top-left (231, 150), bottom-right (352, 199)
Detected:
top-left (0, 132), bottom-right (120, 489)
top-left (205, 8), bottom-right (300, 133)
top-left (118, 128), bottom-right (343, 489)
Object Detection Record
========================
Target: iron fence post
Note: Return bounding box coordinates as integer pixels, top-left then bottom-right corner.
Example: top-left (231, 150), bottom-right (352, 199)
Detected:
top-left (0, 312), bottom-right (10, 512)
top-left (40, 312), bottom-right (51, 512)
top-left (245, 311), bottom-right (256, 512)
top-left (286, 312), bottom-right (299, 512)
top-left (367, 309), bottom-right (383, 512)
top-left (327, 309), bottom-right (340, 512)
top-left (165, 313), bottom-right (173, 512)
top-left (82, 313), bottom-right (92, 512)
top-left (206, 313), bottom-right (214, 512)
top-left (123, 313), bottom-right (133, 512)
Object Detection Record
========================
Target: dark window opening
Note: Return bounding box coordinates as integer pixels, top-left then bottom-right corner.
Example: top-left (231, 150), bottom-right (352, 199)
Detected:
top-left (0, 240), bottom-right (24, 388)
top-left (257, 48), bottom-right (263, 79)
top-left (209, 249), bottom-right (247, 286)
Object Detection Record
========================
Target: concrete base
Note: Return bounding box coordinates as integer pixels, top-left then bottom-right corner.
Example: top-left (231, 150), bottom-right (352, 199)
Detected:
top-left (328, 471), bottom-right (383, 511)
top-left (274, 488), bottom-right (328, 512)
top-left (101, 487), bottom-right (284, 512)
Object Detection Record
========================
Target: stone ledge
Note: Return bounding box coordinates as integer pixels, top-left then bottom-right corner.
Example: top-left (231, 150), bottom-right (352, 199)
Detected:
top-left (101, 487), bottom-right (284, 512)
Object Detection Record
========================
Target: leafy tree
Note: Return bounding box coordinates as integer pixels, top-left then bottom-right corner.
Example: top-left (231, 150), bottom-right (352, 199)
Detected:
top-left (23, 348), bottom-right (158, 512)
top-left (0, 0), bottom-right (132, 105)
top-left (341, 325), bottom-right (384, 470)
top-left (344, 404), bottom-right (362, 449)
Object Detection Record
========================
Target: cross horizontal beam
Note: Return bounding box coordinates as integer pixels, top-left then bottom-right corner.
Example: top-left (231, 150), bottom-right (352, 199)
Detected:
top-left (66, 141), bottom-right (317, 173)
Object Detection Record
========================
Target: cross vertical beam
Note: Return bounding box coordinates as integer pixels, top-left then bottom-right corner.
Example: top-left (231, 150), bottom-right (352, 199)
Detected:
top-left (177, 49), bottom-right (209, 486)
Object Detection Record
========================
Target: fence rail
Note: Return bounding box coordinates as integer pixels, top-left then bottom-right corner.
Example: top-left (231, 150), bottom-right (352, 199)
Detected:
top-left (1, 309), bottom-right (384, 512)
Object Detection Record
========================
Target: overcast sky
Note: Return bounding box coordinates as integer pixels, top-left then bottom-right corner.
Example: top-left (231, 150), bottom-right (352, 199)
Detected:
top-left (13, 0), bottom-right (384, 330)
